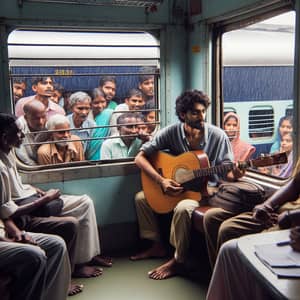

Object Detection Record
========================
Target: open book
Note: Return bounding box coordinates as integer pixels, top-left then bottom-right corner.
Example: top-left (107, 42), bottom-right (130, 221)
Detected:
top-left (255, 242), bottom-right (300, 278)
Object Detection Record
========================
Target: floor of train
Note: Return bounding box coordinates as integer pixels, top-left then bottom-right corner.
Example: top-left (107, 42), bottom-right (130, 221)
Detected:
top-left (69, 257), bottom-right (208, 300)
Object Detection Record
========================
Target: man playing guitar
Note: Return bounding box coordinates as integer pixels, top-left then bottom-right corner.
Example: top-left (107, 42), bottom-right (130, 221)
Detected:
top-left (131, 90), bottom-right (244, 280)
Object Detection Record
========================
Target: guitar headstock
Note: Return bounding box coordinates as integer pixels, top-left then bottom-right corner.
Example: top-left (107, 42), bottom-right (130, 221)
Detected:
top-left (248, 152), bottom-right (288, 168)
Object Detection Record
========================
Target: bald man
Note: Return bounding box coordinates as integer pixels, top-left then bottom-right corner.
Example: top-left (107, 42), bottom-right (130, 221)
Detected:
top-left (15, 99), bottom-right (50, 165)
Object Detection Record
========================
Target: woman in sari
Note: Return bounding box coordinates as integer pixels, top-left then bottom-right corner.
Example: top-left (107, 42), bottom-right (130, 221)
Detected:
top-left (224, 112), bottom-right (256, 162)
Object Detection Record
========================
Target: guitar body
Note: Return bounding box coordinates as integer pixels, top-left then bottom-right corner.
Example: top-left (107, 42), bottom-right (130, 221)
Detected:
top-left (142, 151), bottom-right (210, 213)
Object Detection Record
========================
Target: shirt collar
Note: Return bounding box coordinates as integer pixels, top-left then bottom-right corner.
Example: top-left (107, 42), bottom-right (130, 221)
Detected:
top-left (50, 140), bottom-right (78, 157)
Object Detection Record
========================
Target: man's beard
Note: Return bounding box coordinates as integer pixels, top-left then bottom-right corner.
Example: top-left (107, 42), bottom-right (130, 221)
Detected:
top-left (186, 119), bottom-right (204, 130)
top-left (55, 140), bottom-right (68, 148)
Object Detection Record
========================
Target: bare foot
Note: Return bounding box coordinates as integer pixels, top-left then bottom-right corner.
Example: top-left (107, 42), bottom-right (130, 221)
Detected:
top-left (148, 258), bottom-right (185, 280)
top-left (72, 265), bottom-right (103, 278)
top-left (68, 283), bottom-right (84, 296)
top-left (89, 255), bottom-right (113, 267)
top-left (130, 242), bottom-right (167, 261)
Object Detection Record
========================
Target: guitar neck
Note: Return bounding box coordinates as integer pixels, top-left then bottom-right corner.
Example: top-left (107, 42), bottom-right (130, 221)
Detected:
top-left (193, 162), bottom-right (235, 179)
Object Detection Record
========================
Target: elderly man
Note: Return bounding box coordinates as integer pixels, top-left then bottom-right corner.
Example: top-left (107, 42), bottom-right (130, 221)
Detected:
top-left (67, 91), bottom-right (96, 160)
top-left (15, 99), bottom-right (49, 165)
top-left (37, 114), bottom-right (84, 164)
top-left (15, 76), bottom-right (65, 119)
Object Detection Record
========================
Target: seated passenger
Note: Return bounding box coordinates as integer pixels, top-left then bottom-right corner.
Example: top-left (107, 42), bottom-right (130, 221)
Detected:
top-left (15, 99), bottom-right (50, 165)
top-left (1, 113), bottom-right (112, 279)
top-left (88, 88), bottom-right (113, 160)
top-left (99, 76), bottom-right (118, 110)
top-left (101, 112), bottom-right (142, 160)
top-left (224, 112), bottom-right (256, 162)
top-left (206, 238), bottom-right (273, 300)
top-left (207, 221), bottom-right (300, 300)
top-left (110, 88), bottom-right (145, 136)
top-left (0, 218), bottom-right (71, 300)
top-left (130, 90), bottom-right (243, 280)
top-left (15, 76), bottom-right (65, 119)
top-left (272, 132), bottom-right (293, 178)
top-left (270, 115), bottom-right (293, 154)
top-left (67, 91), bottom-right (96, 160)
top-left (203, 156), bottom-right (300, 268)
top-left (37, 114), bottom-right (84, 165)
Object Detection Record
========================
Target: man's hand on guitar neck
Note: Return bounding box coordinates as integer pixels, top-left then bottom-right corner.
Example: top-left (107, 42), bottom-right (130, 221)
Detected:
top-left (159, 178), bottom-right (184, 196)
top-left (227, 163), bottom-right (245, 181)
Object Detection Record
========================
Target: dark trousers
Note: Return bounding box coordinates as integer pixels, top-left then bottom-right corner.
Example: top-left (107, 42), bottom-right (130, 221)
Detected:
top-left (14, 215), bottom-right (79, 271)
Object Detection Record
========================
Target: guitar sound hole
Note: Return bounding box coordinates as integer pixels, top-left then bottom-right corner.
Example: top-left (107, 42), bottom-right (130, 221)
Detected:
top-left (182, 179), bottom-right (203, 192)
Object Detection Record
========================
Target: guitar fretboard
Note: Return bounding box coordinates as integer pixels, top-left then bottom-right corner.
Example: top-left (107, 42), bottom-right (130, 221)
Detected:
top-left (193, 163), bottom-right (235, 178)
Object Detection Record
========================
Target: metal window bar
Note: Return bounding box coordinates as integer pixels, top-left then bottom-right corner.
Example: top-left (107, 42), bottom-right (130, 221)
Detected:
top-left (22, 120), bottom-right (160, 146)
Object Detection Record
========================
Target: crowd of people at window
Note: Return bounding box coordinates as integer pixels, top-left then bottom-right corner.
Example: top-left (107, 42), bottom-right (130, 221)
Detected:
top-left (12, 70), bottom-right (158, 166)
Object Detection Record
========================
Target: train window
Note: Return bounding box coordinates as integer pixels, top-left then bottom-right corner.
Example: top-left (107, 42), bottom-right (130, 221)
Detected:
top-left (8, 30), bottom-right (160, 168)
top-left (221, 10), bottom-right (295, 178)
top-left (248, 106), bottom-right (274, 138)
top-left (286, 104), bottom-right (293, 116)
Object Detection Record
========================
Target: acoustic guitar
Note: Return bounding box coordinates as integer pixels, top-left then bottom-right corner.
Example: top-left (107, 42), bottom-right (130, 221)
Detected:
top-left (141, 150), bottom-right (288, 213)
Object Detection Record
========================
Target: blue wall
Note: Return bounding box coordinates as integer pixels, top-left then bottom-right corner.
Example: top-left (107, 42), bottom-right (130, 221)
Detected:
top-left (12, 65), bottom-right (148, 102)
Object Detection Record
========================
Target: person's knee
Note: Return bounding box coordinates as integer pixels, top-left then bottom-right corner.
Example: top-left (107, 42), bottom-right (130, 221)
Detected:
top-left (81, 195), bottom-right (93, 208)
top-left (23, 246), bottom-right (47, 271)
top-left (50, 235), bottom-right (68, 256)
top-left (173, 200), bottom-right (195, 218)
top-left (203, 208), bottom-right (226, 230)
top-left (62, 216), bottom-right (79, 237)
top-left (203, 208), bottom-right (216, 230)
top-left (134, 191), bottom-right (147, 209)
top-left (135, 191), bottom-right (145, 203)
top-left (218, 220), bottom-right (236, 245)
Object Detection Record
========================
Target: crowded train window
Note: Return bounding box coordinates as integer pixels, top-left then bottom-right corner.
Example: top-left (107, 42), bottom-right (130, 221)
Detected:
top-left (222, 11), bottom-right (295, 178)
top-left (9, 30), bottom-right (160, 167)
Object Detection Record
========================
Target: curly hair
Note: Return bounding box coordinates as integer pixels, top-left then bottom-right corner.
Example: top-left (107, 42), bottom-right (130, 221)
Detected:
top-left (175, 90), bottom-right (210, 122)
top-left (0, 113), bottom-right (17, 136)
